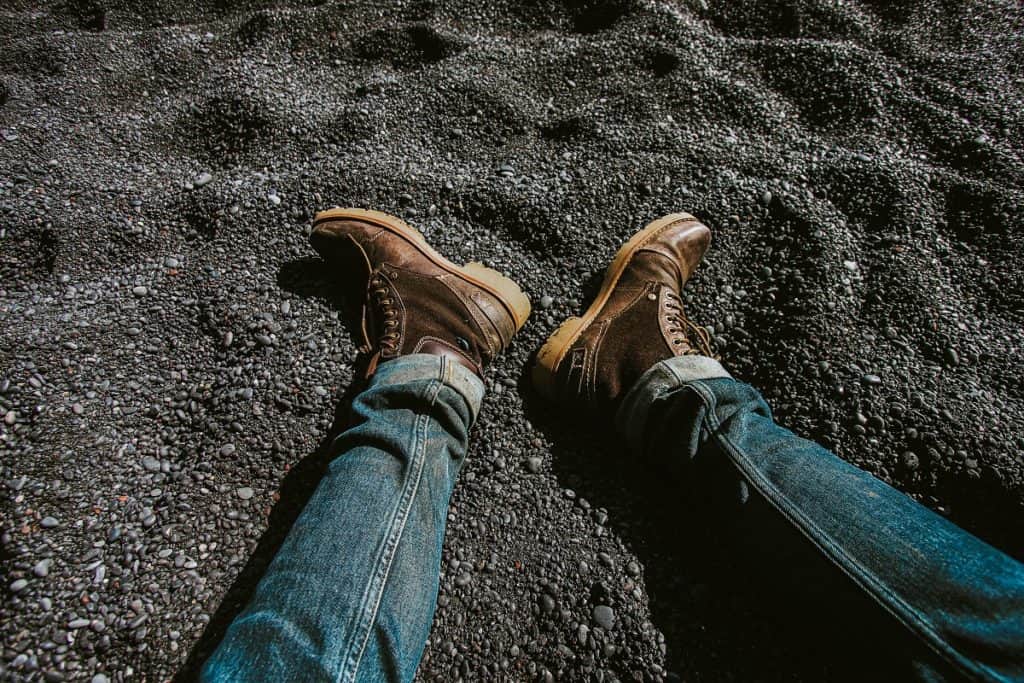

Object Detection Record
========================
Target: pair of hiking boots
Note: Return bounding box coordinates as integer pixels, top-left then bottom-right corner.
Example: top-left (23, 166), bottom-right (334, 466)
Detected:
top-left (309, 208), bottom-right (713, 413)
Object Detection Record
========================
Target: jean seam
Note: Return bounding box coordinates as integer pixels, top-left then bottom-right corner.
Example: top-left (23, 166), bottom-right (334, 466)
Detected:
top-left (337, 378), bottom-right (445, 683)
top-left (688, 380), bottom-right (999, 683)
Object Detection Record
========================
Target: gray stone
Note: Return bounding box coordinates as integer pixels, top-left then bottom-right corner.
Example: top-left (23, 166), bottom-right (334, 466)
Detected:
top-left (592, 605), bottom-right (615, 629)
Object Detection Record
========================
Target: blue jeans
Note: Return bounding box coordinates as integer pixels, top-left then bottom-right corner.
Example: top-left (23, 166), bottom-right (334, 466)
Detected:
top-left (202, 355), bottom-right (1024, 682)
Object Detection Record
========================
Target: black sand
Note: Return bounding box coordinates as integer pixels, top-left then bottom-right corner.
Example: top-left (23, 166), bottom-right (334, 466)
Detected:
top-left (2, 0), bottom-right (1023, 680)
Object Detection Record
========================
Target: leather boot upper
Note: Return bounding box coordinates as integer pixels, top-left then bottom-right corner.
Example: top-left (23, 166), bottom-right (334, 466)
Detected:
top-left (310, 217), bottom-right (521, 377)
top-left (552, 218), bottom-right (712, 411)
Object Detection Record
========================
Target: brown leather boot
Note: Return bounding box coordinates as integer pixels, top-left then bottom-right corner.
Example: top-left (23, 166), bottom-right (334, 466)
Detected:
top-left (533, 213), bottom-right (713, 411)
top-left (309, 208), bottom-right (531, 377)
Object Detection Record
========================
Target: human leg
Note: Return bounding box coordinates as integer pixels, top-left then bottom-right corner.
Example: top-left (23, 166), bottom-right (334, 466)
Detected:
top-left (204, 208), bottom-right (530, 682)
top-left (618, 358), bottom-right (1024, 682)
top-left (202, 355), bottom-right (483, 683)
top-left (534, 212), bottom-right (1024, 682)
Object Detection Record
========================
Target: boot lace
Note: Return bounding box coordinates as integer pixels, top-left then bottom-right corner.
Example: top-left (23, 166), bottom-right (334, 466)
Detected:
top-left (370, 274), bottom-right (400, 353)
top-left (663, 289), bottom-right (714, 357)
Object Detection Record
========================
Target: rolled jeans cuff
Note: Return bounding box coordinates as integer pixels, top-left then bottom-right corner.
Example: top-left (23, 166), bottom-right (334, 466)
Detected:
top-left (615, 355), bottom-right (731, 452)
top-left (372, 354), bottom-right (486, 422)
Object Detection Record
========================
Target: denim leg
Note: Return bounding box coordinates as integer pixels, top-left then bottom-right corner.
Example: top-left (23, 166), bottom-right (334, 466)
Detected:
top-left (618, 357), bottom-right (1024, 682)
top-left (202, 354), bottom-right (484, 683)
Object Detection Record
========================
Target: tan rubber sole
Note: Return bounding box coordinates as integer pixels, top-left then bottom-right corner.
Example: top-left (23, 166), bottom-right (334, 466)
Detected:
top-left (531, 212), bottom-right (701, 400)
top-left (312, 208), bottom-right (531, 332)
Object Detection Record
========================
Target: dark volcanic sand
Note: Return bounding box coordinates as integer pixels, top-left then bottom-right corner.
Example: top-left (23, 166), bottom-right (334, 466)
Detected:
top-left (2, 0), bottom-right (1023, 681)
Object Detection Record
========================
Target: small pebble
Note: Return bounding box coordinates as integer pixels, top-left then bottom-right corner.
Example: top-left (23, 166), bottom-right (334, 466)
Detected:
top-left (592, 605), bottom-right (615, 629)
top-left (901, 452), bottom-right (920, 471)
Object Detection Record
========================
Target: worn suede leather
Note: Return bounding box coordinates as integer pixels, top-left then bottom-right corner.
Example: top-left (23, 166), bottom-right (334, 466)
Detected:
top-left (310, 218), bottom-right (515, 376)
top-left (553, 221), bottom-right (712, 412)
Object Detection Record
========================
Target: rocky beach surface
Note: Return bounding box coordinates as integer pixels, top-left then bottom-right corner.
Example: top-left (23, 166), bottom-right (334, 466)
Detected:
top-left (2, 0), bottom-right (1023, 680)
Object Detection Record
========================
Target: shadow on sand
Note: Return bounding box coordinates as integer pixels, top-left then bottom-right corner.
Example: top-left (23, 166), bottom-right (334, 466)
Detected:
top-left (174, 257), bottom-right (369, 681)
top-left (519, 383), bottom-right (950, 682)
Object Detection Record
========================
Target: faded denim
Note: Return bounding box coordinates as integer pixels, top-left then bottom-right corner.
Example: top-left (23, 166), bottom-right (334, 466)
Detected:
top-left (202, 355), bottom-right (483, 683)
top-left (618, 356), bottom-right (1024, 682)
top-left (204, 354), bottom-right (1024, 682)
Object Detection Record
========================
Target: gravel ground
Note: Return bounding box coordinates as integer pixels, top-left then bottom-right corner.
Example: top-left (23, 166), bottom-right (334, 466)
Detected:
top-left (2, 0), bottom-right (1023, 681)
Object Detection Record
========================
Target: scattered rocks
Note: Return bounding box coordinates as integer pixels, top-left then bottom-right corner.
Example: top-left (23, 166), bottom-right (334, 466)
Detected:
top-left (2, 3), bottom-right (1022, 682)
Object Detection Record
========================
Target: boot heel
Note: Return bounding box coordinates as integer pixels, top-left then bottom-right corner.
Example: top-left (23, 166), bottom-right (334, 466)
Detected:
top-left (461, 262), bottom-right (532, 332)
top-left (532, 316), bottom-right (584, 400)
